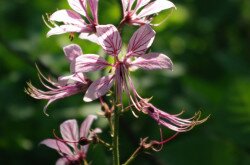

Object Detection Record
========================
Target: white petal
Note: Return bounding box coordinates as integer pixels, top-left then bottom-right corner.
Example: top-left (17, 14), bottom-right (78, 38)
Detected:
top-left (63, 44), bottom-right (83, 61)
top-left (60, 119), bottom-right (79, 150)
top-left (67, 0), bottom-right (87, 16)
top-left (50, 10), bottom-right (85, 26)
top-left (56, 158), bottom-right (68, 165)
top-left (96, 25), bottom-right (122, 56)
top-left (79, 33), bottom-right (99, 44)
top-left (130, 53), bottom-right (173, 70)
top-left (137, 0), bottom-right (175, 18)
top-left (127, 24), bottom-right (155, 57)
top-left (47, 25), bottom-right (83, 37)
top-left (84, 75), bottom-right (114, 102)
top-left (73, 54), bottom-right (110, 73)
top-left (40, 139), bottom-right (72, 155)
top-left (80, 115), bottom-right (97, 138)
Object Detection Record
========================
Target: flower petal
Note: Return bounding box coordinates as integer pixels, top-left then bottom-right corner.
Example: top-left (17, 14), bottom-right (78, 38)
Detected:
top-left (73, 54), bottom-right (110, 73)
top-left (128, 0), bottom-right (136, 10)
top-left (96, 25), bottom-right (122, 56)
top-left (137, 0), bottom-right (175, 18)
top-left (80, 115), bottom-right (97, 138)
top-left (134, 0), bottom-right (151, 11)
top-left (58, 73), bottom-right (88, 85)
top-left (67, 0), bottom-right (87, 16)
top-left (63, 44), bottom-right (83, 61)
top-left (50, 10), bottom-right (86, 26)
top-left (40, 139), bottom-right (72, 155)
top-left (56, 158), bottom-right (69, 165)
top-left (47, 25), bottom-right (83, 37)
top-left (127, 24), bottom-right (155, 57)
top-left (88, 0), bottom-right (99, 22)
top-left (60, 119), bottom-right (79, 149)
top-left (130, 53), bottom-right (173, 70)
top-left (79, 33), bottom-right (99, 44)
top-left (121, 0), bottom-right (129, 14)
top-left (84, 75), bottom-right (114, 102)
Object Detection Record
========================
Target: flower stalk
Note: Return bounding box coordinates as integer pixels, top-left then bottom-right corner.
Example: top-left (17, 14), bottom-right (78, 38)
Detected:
top-left (112, 105), bottom-right (120, 165)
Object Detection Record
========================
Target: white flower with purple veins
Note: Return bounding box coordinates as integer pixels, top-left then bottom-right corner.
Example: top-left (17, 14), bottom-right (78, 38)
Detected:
top-left (121, 0), bottom-right (175, 25)
top-left (41, 115), bottom-right (101, 165)
top-left (47, 0), bottom-right (99, 43)
top-left (72, 24), bottom-right (172, 102)
top-left (72, 24), bottom-right (207, 132)
top-left (25, 44), bottom-right (90, 114)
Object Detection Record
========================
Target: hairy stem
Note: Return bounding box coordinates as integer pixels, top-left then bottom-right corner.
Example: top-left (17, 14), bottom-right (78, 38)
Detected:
top-left (112, 106), bottom-right (120, 165)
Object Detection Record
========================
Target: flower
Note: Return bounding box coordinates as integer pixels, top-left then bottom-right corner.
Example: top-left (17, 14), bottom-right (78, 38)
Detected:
top-left (120, 0), bottom-right (175, 26)
top-left (133, 97), bottom-right (208, 132)
top-left (47, 0), bottom-right (99, 43)
top-left (25, 44), bottom-right (91, 114)
top-left (71, 24), bottom-right (207, 132)
top-left (72, 24), bottom-right (172, 103)
top-left (40, 115), bottom-right (101, 165)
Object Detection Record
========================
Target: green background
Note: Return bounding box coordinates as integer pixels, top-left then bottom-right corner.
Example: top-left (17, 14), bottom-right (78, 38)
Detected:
top-left (1, 0), bottom-right (250, 164)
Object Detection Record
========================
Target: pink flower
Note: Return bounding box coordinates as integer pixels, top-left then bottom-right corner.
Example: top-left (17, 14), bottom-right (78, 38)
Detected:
top-left (40, 115), bottom-right (101, 165)
top-left (72, 24), bottom-right (172, 102)
top-left (47, 0), bottom-right (99, 43)
top-left (120, 0), bottom-right (176, 26)
top-left (71, 24), bottom-right (207, 132)
top-left (25, 44), bottom-right (91, 114)
top-left (131, 93), bottom-right (208, 132)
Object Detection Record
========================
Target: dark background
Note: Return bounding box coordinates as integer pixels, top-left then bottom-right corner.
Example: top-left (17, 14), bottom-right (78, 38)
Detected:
top-left (0, 0), bottom-right (250, 164)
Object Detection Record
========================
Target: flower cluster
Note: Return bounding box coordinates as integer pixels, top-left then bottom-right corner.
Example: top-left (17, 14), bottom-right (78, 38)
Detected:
top-left (26, 0), bottom-right (208, 164)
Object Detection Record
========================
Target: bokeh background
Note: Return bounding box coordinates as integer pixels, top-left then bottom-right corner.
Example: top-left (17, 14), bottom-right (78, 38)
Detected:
top-left (1, 0), bottom-right (250, 164)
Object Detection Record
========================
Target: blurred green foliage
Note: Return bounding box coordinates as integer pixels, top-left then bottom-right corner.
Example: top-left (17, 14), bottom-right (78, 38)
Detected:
top-left (0, 0), bottom-right (250, 164)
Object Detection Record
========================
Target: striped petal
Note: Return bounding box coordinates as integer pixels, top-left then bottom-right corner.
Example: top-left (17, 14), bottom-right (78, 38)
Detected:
top-left (84, 75), bottom-right (114, 102)
top-left (96, 25), bottom-right (122, 56)
top-left (40, 139), bottom-right (72, 155)
top-left (127, 24), bottom-right (155, 57)
top-left (73, 54), bottom-right (110, 73)
top-left (130, 53), bottom-right (173, 70)
top-left (137, 0), bottom-right (175, 18)
top-left (63, 44), bottom-right (83, 62)
top-left (67, 0), bottom-right (87, 16)
top-left (47, 25), bottom-right (83, 37)
top-left (50, 10), bottom-right (86, 26)
top-left (60, 119), bottom-right (79, 149)
top-left (80, 115), bottom-right (97, 138)
top-left (88, 0), bottom-right (99, 22)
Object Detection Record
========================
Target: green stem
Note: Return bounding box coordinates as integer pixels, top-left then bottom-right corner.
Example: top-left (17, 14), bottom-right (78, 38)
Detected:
top-left (113, 106), bottom-right (120, 165)
top-left (112, 42), bottom-right (121, 165)
top-left (122, 145), bottom-right (143, 165)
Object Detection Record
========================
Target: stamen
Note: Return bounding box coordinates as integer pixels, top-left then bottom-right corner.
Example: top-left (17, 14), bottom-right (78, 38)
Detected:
top-left (52, 129), bottom-right (79, 144)
top-left (42, 14), bottom-right (53, 29)
top-left (151, 132), bottom-right (179, 152)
